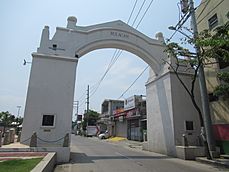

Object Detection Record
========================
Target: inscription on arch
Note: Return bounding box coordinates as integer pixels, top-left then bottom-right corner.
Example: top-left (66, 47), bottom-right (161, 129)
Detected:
top-left (110, 31), bottom-right (129, 39)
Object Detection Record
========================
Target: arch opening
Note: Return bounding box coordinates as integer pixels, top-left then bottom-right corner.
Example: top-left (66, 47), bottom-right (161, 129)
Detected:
top-left (75, 39), bottom-right (161, 75)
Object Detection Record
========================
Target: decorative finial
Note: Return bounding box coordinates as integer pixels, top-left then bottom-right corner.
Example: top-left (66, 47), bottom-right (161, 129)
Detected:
top-left (67, 16), bottom-right (77, 29)
top-left (155, 32), bottom-right (165, 43)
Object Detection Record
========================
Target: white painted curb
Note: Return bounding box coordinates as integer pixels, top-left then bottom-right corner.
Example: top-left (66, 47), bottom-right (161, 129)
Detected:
top-left (31, 152), bottom-right (56, 172)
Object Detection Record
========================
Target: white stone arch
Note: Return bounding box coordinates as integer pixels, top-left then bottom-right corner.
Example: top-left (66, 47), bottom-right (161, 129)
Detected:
top-left (77, 40), bottom-right (161, 73)
top-left (38, 17), bottom-right (167, 75)
top-left (21, 17), bottom-right (201, 162)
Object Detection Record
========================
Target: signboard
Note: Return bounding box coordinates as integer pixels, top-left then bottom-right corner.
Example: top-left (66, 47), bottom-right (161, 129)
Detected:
top-left (124, 96), bottom-right (136, 110)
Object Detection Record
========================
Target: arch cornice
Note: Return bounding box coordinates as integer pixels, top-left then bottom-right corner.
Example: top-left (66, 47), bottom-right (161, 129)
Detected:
top-left (37, 18), bottom-right (168, 74)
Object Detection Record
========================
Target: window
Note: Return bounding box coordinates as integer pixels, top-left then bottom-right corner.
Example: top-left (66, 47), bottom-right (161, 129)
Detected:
top-left (185, 121), bottom-right (194, 131)
top-left (208, 14), bottom-right (218, 30)
top-left (42, 114), bottom-right (55, 127)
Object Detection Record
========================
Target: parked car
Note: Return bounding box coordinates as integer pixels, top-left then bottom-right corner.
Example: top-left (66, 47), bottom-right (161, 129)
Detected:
top-left (98, 130), bottom-right (109, 139)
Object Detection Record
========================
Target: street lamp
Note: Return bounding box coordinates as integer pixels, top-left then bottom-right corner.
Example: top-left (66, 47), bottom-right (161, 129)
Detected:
top-left (168, 26), bottom-right (193, 40)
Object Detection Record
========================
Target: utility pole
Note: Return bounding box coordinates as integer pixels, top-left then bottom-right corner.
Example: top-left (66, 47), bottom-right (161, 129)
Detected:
top-left (16, 106), bottom-right (21, 118)
top-left (189, 0), bottom-right (216, 158)
top-left (86, 85), bottom-right (89, 113)
top-left (76, 101), bottom-right (79, 117)
top-left (74, 101), bottom-right (79, 120)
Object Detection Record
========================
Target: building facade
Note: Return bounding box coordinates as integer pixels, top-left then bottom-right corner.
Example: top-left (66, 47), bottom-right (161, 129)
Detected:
top-left (196, 0), bottom-right (229, 154)
top-left (99, 99), bottom-right (124, 136)
top-left (113, 95), bottom-right (147, 142)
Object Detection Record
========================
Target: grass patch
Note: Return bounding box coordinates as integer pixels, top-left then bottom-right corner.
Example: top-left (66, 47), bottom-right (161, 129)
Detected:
top-left (0, 158), bottom-right (42, 172)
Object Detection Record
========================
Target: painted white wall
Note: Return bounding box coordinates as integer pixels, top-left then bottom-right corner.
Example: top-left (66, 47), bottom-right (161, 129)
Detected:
top-left (171, 73), bottom-right (202, 146)
top-left (146, 70), bottom-right (202, 157)
top-left (146, 72), bottom-right (175, 156)
top-left (21, 53), bottom-right (77, 146)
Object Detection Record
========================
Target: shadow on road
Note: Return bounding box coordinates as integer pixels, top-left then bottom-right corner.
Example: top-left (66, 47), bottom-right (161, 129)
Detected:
top-left (70, 152), bottom-right (171, 164)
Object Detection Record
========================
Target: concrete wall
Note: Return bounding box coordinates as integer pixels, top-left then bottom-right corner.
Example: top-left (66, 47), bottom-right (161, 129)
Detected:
top-left (146, 70), bottom-right (202, 156)
top-left (146, 72), bottom-right (175, 156)
top-left (170, 73), bottom-right (201, 146)
top-left (21, 53), bottom-right (77, 146)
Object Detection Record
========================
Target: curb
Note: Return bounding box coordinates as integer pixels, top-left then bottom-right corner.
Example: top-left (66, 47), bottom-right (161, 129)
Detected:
top-left (31, 152), bottom-right (56, 172)
top-left (196, 157), bottom-right (229, 168)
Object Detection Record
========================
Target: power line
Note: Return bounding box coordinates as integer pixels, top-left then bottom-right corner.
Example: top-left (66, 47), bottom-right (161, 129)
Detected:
top-left (136, 0), bottom-right (155, 29)
top-left (132, 0), bottom-right (147, 27)
top-left (117, 65), bottom-right (149, 99)
top-left (89, 0), bottom-right (142, 98)
top-left (196, 0), bottom-right (211, 20)
top-left (167, 10), bottom-right (190, 41)
top-left (89, 0), bottom-right (156, 98)
top-left (167, 0), bottom-right (224, 42)
top-left (127, 0), bottom-right (138, 24)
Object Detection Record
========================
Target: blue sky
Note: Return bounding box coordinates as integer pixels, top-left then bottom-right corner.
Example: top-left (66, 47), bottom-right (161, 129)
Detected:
top-left (0, 0), bottom-right (201, 119)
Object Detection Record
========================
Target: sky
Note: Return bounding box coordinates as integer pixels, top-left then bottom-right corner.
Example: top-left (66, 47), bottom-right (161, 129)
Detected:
top-left (0, 0), bottom-right (201, 120)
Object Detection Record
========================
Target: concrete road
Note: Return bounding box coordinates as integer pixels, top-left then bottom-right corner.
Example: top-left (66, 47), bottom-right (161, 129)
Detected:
top-left (54, 135), bottom-right (227, 172)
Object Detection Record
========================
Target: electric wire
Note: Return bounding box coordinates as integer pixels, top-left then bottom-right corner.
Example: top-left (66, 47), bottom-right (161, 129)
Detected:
top-left (167, 11), bottom-right (190, 41)
top-left (89, 0), bottom-right (143, 99)
top-left (132, 0), bottom-right (147, 27)
top-left (127, 0), bottom-right (138, 24)
top-left (117, 65), bottom-right (149, 99)
top-left (78, 0), bottom-right (156, 113)
top-left (196, 0), bottom-right (211, 20)
top-left (136, 0), bottom-right (155, 29)
top-left (90, 0), bottom-right (156, 100)
top-left (168, 0), bottom-right (223, 42)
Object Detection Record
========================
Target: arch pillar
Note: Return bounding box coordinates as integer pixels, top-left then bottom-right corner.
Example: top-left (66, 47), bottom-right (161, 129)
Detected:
top-left (145, 67), bottom-right (202, 156)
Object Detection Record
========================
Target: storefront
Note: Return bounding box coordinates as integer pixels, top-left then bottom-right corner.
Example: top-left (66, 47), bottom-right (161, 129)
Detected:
top-left (113, 109), bottom-right (127, 138)
top-left (126, 109), bottom-right (142, 141)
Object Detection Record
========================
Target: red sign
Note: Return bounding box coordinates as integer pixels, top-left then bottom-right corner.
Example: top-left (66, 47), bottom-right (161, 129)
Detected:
top-left (113, 108), bottom-right (125, 117)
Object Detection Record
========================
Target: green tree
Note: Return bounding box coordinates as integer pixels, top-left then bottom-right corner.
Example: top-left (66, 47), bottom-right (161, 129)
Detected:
top-left (82, 110), bottom-right (100, 130)
top-left (165, 21), bottom-right (229, 159)
top-left (196, 21), bottom-right (229, 98)
top-left (0, 111), bottom-right (15, 133)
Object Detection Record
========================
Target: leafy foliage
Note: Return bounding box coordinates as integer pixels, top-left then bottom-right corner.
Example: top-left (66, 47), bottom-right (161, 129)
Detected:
top-left (165, 21), bottom-right (229, 127)
top-left (197, 21), bottom-right (229, 63)
top-left (0, 111), bottom-right (23, 133)
top-left (82, 110), bottom-right (100, 130)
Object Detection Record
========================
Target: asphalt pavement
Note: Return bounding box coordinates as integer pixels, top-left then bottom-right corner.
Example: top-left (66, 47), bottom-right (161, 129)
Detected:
top-left (54, 135), bottom-right (228, 172)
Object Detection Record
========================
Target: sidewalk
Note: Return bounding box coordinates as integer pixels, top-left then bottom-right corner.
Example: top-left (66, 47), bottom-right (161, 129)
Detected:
top-left (0, 142), bottom-right (46, 162)
top-left (196, 156), bottom-right (229, 168)
top-left (106, 137), bottom-right (229, 169)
